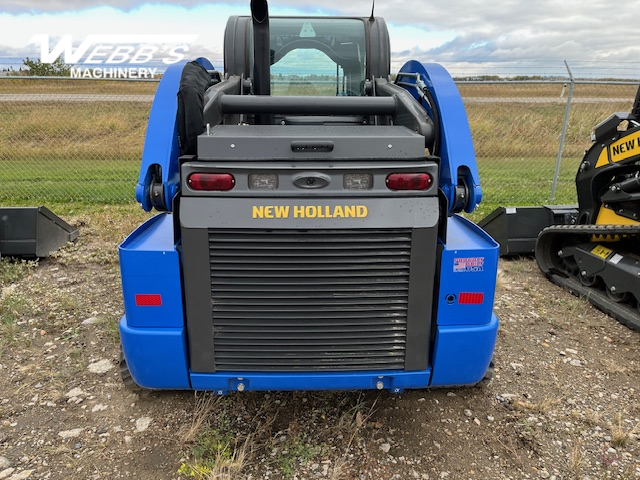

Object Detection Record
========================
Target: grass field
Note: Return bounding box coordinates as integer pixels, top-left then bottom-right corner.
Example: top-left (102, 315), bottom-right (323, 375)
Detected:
top-left (0, 78), bottom-right (635, 212)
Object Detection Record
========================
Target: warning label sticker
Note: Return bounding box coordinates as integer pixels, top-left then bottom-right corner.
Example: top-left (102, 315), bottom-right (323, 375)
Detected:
top-left (591, 245), bottom-right (613, 259)
top-left (454, 257), bottom-right (485, 273)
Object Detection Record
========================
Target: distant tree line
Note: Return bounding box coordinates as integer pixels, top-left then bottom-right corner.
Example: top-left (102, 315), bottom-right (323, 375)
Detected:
top-left (3, 57), bottom-right (72, 76)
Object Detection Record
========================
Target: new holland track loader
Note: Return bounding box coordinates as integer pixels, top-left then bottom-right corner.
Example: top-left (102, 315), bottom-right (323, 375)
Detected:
top-left (535, 85), bottom-right (640, 332)
top-left (117, 0), bottom-right (500, 393)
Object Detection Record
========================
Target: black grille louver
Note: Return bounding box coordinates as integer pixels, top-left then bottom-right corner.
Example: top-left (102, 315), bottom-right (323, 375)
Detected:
top-left (209, 229), bottom-right (411, 371)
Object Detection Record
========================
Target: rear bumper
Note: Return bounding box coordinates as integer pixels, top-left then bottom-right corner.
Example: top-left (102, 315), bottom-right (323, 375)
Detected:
top-left (119, 313), bottom-right (498, 391)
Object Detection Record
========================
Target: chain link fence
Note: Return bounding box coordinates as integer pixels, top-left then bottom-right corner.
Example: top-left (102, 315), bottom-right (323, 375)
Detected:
top-left (0, 74), bottom-right (637, 215)
top-left (458, 80), bottom-right (638, 216)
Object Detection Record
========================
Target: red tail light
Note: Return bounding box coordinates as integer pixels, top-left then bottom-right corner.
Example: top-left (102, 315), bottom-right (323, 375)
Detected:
top-left (458, 292), bottom-right (484, 305)
top-left (386, 173), bottom-right (432, 190)
top-left (188, 173), bottom-right (235, 191)
top-left (135, 294), bottom-right (162, 306)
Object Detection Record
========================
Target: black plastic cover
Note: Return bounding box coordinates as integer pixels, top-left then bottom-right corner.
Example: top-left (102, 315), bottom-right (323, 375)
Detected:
top-left (177, 61), bottom-right (215, 156)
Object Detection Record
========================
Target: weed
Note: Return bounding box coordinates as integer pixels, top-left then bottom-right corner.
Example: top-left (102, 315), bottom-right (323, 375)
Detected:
top-left (180, 393), bottom-right (220, 445)
top-left (95, 317), bottom-right (120, 342)
top-left (0, 293), bottom-right (31, 350)
top-left (178, 393), bottom-right (251, 479)
top-left (566, 440), bottom-right (584, 478)
top-left (0, 258), bottom-right (37, 287)
top-left (584, 409), bottom-right (602, 427)
top-left (609, 413), bottom-right (636, 448)
top-left (178, 427), bottom-right (249, 480)
top-left (277, 435), bottom-right (321, 478)
top-left (513, 397), bottom-right (558, 414)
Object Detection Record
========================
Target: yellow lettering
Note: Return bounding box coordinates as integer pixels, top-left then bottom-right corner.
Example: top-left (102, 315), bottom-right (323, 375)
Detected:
top-left (264, 206), bottom-right (274, 218)
top-left (274, 205), bottom-right (290, 218)
top-left (255, 204), bottom-right (368, 220)
top-left (305, 206), bottom-right (317, 218)
top-left (252, 206), bottom-right (264, 218)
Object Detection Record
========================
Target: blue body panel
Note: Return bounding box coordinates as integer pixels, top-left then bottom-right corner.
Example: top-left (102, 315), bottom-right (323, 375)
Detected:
top-left (398, 61), bottom-right (482, 213)
top-left (119, 214), bottom-right (184, 328)
top-left (136, 58), bottom-right (214, 211)
top-left (429, 314), bottom-right (498, 386)
top-left (119, 318), bottom-right (191, 389)
top-left (436, 215), bottom-right (500, 326)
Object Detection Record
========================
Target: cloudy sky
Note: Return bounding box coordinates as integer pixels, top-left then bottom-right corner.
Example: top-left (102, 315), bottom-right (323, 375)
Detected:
top-left (1, 0), bottom-right (640, 77)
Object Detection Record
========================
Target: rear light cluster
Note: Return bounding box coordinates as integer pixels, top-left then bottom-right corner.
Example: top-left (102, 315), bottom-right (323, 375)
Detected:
top-left (385, 173), bottom-right (432, 190)
top-left (187, 172), bottom-right (433, 191)
top-left (188, 173), bottom-right (235, 191)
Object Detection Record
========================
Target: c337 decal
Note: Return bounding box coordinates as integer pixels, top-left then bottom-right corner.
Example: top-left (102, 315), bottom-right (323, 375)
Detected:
top-left (252, 205), bottom-right (368, 219)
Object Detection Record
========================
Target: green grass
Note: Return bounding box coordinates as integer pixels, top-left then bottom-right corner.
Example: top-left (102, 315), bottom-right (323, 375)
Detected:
top-left (0, 258), bottom-right (38, 286)
top-left (0, 157), bottom-right (139, 203)
top-left (472, 155), bottom-right (580, 218)
top-left (0, 79), bottom-right (635, 207)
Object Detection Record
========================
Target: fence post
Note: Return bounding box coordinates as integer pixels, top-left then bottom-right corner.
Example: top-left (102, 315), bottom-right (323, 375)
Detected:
top-left (550, 60), bottom-right (574, 202)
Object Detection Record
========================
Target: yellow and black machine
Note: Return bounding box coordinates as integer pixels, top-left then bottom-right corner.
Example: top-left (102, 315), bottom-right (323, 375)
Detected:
top-left (535, 85), bottom-right (640, 331)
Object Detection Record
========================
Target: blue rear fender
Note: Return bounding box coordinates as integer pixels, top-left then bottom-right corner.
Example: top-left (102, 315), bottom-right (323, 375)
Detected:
top-left (430, 215), bottom-right (499, 386)
top-left (119, 213), bottom-right (191, 389)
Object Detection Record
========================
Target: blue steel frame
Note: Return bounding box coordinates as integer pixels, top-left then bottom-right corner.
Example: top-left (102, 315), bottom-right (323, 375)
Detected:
top-left (397, 61), bottom-right (482, 214)
top-left (136, 57), bottom-right (214, 212)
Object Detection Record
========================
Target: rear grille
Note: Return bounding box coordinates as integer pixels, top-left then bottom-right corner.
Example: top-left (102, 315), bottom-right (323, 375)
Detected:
top-left (209, 229), bottom-right (411, 371)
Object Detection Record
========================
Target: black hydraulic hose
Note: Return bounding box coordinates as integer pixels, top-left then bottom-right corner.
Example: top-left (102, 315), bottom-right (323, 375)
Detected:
top-left (396, 74), bottom-right (440, 155)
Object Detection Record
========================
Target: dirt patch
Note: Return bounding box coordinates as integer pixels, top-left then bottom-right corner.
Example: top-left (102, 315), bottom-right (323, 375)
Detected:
top-left (0, 212), bottom-right (638, 480)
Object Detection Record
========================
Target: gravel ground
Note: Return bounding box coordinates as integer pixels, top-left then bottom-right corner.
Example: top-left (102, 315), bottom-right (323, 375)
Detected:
top-left (0, 211), bottom-right (638, 480)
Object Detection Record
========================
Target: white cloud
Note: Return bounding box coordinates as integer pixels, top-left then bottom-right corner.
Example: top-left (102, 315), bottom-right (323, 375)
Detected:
top-left (1, 0), bottom-right (640, 77)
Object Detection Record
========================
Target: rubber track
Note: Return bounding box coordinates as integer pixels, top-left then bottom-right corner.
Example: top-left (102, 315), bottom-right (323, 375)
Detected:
top-left (536, 224), bottom-right (640, 332)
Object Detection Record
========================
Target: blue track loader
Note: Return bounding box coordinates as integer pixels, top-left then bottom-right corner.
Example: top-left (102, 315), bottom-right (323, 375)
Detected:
top-left (118, 0), bottom-right (500, 393)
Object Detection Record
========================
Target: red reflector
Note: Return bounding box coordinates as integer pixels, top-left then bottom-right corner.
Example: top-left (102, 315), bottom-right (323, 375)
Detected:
top-left (458, 292), bottom-right (484, 304)
top-left (135, 294), bottom-right (162, 307)
top-left (386, 173), bottom-right (432, 190)
top-left (188, 173), bottom-right (235, 191)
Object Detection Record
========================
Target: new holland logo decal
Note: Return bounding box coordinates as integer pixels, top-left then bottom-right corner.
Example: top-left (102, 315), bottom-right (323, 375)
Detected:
top-left (252, 205), bottom-right (368, 219)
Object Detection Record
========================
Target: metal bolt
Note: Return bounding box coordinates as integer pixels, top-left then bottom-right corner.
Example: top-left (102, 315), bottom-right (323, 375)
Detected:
top-left (558, 250), bottom-right (563, 256)
top-left (581, 271), bottom-right (587, 276)
top-left (230, 143), bottom-right (236, 148)
top-left (376, 381), bottom-right (384, 390)
top-left (237, 382), bottom-right (245, 392)
top-left (610, 286), bottom-right (616, 292)
top-left (387, 144), bottom-right (393, 149)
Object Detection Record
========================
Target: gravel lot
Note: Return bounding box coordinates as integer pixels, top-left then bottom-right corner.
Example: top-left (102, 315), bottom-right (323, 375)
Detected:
top-left (0, 210), bottom-right (638, 480)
